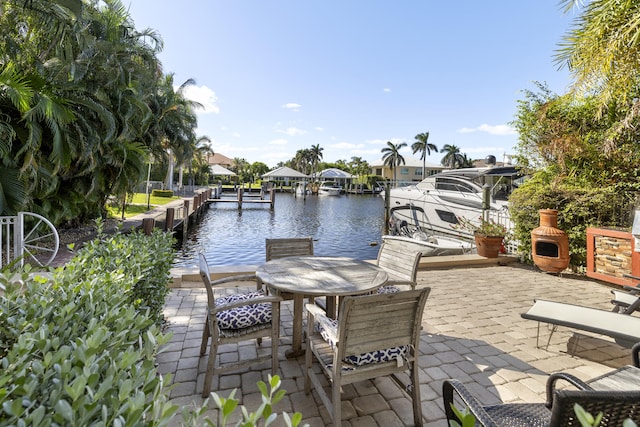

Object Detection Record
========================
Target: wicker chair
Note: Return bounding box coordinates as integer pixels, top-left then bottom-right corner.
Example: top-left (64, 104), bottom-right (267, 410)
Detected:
top-left (442, 371), bottom-right (640, 426)
top-left (198, 253), bottom-right (282, 397)
top-left (305, 288), bottom-right (431, 427)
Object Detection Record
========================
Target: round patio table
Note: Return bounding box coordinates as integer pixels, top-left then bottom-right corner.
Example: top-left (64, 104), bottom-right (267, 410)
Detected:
top-left (256, 256), bottom-right (388, 358)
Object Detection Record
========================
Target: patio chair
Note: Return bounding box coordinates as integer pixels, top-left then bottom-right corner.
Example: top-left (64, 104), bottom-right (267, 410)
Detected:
top-left (198, 253), bottom-right (282, 397)
top-left (265, 236), bottom-right (314, 262)
top-left (442, 372), bottom-right (640, 426)
top-left (375, 240), bottom-right (421, 292)
top-left (304, 288), bottom-right (431, 427)
top-left (260, 237), bottom-right (314, 295)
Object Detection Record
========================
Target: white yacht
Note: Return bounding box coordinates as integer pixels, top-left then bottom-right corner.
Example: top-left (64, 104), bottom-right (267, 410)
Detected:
top-left (318, 181), bottom-right (342, 196)
top-left (385, 204), bottom-right (475, 256)
top-left (386, 164), bottom-right (523, 240)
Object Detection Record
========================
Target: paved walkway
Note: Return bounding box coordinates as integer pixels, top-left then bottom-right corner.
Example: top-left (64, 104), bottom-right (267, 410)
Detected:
top-left (158, 264), bottom-right (635, 426)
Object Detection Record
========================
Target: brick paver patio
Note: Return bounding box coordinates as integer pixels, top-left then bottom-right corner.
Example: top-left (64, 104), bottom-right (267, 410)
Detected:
top-left (158, 264), bottom-right (635, 426)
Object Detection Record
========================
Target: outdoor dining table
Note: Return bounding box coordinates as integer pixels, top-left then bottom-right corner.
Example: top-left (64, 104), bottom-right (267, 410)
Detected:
top-left (255, 256), bottom-right (388, 358)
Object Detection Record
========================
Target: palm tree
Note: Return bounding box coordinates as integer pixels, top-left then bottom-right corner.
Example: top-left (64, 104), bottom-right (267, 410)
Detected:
top-left (381, 141), bottom-right (407, 187)
top-left (556, 0), bottom-right (640, 125)
top-left (411, 132), bottom-right (438, 179)
top-left (309, 144), bottom-right (324, 180)
top-left (348, 156), bottom-right (370, 177)
top-left (440, 144), bottom-right (465, 169)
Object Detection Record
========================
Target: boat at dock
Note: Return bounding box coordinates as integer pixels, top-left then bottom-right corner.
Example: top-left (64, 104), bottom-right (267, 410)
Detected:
top-left (318, 181), bottom-right (342, 196)
top-left (386, 204), bottom-right (475, 256)
top-left (386, 163), bottom-right (523, 240)
top-left (294, 182), bottom-right (310, 195)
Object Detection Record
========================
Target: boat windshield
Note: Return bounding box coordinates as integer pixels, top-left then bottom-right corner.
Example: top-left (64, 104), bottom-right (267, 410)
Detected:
top-left (416, 166), bottom-right (525, 201)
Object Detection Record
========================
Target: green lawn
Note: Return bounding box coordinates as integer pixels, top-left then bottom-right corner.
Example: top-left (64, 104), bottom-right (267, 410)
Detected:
top-left (107, 193), bottom-right (182, 218)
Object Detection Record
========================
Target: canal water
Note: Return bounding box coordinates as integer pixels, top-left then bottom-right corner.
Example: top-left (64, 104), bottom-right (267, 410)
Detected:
top-left (173, 193), bottom-right (386, 268)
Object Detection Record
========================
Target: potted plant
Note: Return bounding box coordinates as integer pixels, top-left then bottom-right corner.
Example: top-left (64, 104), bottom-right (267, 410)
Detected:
top-left (453, 216), bottom-right (507, 258)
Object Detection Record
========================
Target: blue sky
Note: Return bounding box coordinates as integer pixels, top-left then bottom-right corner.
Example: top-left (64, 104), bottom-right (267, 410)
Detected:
top-left (126, 1), bottom-right (576, 168)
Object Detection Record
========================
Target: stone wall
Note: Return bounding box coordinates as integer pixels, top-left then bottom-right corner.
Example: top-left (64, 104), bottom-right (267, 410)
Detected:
top-left (586, 227), bottom-right (638, 286)
top-left (593, 235), bottom-right (633, 278)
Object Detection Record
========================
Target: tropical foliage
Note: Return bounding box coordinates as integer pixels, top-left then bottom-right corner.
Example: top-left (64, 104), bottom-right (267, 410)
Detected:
top-left (0, 229), bottom-right (175, 425)
top-left (510, 84), bottom-right (640, 267)
top-left (381, 141), bottom-right (407, 185)
top-left (411, 132), bottom-right (438, 178)
top-left (0, 0), bottom-right (208, 226)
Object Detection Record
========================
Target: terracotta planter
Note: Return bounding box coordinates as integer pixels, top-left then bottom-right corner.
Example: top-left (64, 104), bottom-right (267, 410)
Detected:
top-left (474, 234), bottom-right (503, 258)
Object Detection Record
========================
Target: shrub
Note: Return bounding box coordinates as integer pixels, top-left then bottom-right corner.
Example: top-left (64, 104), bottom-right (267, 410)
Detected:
top-left (59, 223), bottom-right (174, 326)
top-left (152, 189), bottom-right (174, 198)
top-left (0, 229), bottom-right (307, 426)
top-left (0, 251), bottom-right (176, 425)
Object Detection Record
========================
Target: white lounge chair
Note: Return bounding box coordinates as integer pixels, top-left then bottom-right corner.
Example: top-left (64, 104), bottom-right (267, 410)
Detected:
top-left (521, 299), bottom-right (640, 350)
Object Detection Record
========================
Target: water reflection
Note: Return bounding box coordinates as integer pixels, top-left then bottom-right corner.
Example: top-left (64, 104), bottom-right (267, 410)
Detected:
top-left (174, 193), bottom-right (386, 268)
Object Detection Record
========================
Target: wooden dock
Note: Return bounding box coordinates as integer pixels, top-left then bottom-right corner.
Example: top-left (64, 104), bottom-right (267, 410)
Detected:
top-left (207, 188), bottom-right (275, 209)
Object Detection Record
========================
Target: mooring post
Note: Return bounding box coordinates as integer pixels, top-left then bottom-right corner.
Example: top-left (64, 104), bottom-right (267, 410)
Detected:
top-left (142, 218), bottom-right (155, 235)
top-left (238, 188), bottom-right (243, 209)
top-left (270, 188), bottom-right (276, 210)
top-left (183, 200), bottom-right (190, 240)
top-left (384, 184), bottom-right (390, 235)
top-left (165, 207), bottom-right (175, 231)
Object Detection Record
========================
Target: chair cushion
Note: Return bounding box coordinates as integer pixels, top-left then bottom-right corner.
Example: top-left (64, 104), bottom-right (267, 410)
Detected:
top-left (215, 291), bottom-right (272, 330)
top-left (377, 285), bottom-right (400, 294)
top-left (314, 313), bottom-right (407, 366)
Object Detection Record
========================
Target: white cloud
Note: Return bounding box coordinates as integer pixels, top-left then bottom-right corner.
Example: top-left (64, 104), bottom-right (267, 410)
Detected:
top-left (232, 132), bottom-right (241, 138)
top-left (270, 139), bottom-right (288, 146)
top-left (330, 141), bottom-right (365, 150)
top-left (278, 127), bottom-right (307, 136)
top-left (457, 124), bottom-right (516, 135)
top-left (282, 103), bottom-right (302, 111)
top-left (366, 138), bottom-right (407, 148)
top-left (383, 88), bottom-right (391, 93)
top-left (182, 85), bottom-right (220, 114)
top-left (314, 127), bottom-right (324, 132)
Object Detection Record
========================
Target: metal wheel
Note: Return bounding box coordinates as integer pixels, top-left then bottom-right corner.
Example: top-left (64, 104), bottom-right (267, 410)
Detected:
top-left (18, 212), bottom-right (59, 267)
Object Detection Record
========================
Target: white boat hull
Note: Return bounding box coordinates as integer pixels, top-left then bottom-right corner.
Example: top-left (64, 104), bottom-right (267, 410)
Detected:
top-left (318, 181), bottom-right (342, 196)
top-left (318, 188), bottom-right (341, 196)
top-left (387, 166), bottom-right (517, 241)
top-left (382, 234), bottom-right (475, 257)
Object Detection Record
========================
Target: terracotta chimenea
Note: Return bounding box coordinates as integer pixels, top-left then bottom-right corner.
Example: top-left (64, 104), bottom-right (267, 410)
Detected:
top-left (531, 209), bottom-right (570, 273)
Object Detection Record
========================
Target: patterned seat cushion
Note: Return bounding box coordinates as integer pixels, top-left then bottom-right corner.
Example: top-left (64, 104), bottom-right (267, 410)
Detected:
top-left (215, 291), bottom-right (272, 330)
top-left (314, 313), bottom-right (407, 366)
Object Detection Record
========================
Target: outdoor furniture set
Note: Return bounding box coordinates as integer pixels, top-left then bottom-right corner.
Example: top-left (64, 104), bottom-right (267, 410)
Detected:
top-left (198, 237), bottom-right (640, 426)
top-left (198, 237), bottom-right (427, 426)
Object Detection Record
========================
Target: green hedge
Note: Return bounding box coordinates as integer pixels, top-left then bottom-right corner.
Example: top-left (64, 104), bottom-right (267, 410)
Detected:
top-left (0, 228), bottom-right (177, 425)
top-left (151, 189), bottom-right (174, 198)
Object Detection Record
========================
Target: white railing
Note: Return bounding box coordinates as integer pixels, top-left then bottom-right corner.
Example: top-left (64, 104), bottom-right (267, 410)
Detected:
top-left (0, 212), bottom-right (59, 268)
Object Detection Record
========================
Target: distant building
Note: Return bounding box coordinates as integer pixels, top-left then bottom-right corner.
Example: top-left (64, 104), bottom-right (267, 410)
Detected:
top-left (207, 153), bottom-right (234, 169)
top-left (369, 157), bottom-right (444, 183)
top-left (318, 168), bottom-right (354, 187)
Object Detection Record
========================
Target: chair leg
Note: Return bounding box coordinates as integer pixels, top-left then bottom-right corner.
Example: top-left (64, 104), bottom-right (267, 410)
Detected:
top-left (271, 302), bottom-right (280, 375)
top-left (200, 315), bottom-right (210, 356)
top-left (410, 362), bottom-right (423, 427)
top-left (202, 338), bottom-right (218, 398)
top-left (304, 341), bottom-right (312, 395)
top-left (332, 375), bottom-right (342, 427)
